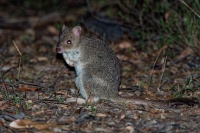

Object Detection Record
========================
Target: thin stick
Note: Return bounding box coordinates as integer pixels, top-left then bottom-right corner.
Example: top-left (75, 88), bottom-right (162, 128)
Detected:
top-left (12, 40), bottom-right (22, 79)
top-left (157, 56), bottom-right (167, 91)
top-left (179, 0), bottom-right (200, 18)
top-left (147, 49), bottom-right (162, 90)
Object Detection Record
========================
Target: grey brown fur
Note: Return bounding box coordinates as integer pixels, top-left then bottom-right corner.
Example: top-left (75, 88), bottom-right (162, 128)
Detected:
top-left (57, 26), bottom-right (121, 102)
top-left (56, 25), bottom-right (168, 106)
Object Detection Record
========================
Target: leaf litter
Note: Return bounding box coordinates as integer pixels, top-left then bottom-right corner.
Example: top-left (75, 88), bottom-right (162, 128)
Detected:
top-left (0, 1), bottom-right (200, 133)
top-left (1, 39), bottom-right (199, 132)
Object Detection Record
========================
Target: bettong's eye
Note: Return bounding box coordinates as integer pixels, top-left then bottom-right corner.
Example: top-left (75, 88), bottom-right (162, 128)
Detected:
top-left (67, 40), bottom-right (71, 44)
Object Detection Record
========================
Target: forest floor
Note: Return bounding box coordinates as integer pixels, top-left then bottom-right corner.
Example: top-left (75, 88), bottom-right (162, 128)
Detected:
top-left (0, 1), bottom-right (200, 133)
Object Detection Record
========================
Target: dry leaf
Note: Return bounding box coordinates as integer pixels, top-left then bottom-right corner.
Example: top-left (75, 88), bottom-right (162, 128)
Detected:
top-left (120, 114), bottom-right (125, 119)
top-left (175, 47), bottom-right (193, 61)
top-left (193, 108), bottom-right (200, 114)
top-left (0, 100), bottom-right (8, 110)
top-left (66, 97), bottom-right (86, 104)
top-left (126, 126), bottom-right (134, 133)
top-left (9, 119), bottom-right (33, 129)
top-left (59, 104), bottom-right (70, 110)
top-left (145, 91), bottom-right (155, 97)
top-left (47, 26), bottom-right (59, 35)
top-left (119, 41), bottom-right (132, 49)
top-left (55, 90), bottom-right (68, 95)
top-left (18, 84), bottom-right (37, 92)
top-left (65, 117), bottom-right (76, 123)
top-left (95, 113), bottom-right (107, 117)
top-left (10, 119), bottom-right (57, 130)
top-left (33, 123), bottom-right (55, 130)
top-left (0, 100), bottom-right (7, 106)
top-left (160, 113), bottom-right (166, 119)
top-left (32, 110), bottom-right (45, 116)
top-left (117, 55), bottom-right (129, 61)
top-left (149, 69), bottom-right (162, 75)
top-left (37, 56), bottom-right (48, 62)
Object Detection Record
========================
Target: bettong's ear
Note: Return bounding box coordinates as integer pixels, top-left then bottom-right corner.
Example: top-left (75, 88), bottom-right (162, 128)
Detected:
top-left (72, 26), bottom-right (82, 39)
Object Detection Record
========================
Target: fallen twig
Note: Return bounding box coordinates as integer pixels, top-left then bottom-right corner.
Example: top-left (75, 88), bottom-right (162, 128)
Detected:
top-left (157, 56), bottom-right (167, 91)
top-left (12, 40), bottom-right (21, 79)
top-left (179, 0), bottom-right (200, 18)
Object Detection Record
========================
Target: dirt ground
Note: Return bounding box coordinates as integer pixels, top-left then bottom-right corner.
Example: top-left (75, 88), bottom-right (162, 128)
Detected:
top-left (0, 1), bottom-right (200, 133)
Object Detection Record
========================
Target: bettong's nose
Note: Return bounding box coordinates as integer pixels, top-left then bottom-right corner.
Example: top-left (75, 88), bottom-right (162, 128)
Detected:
top-left (56, 47), bottom-right (61, 53)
